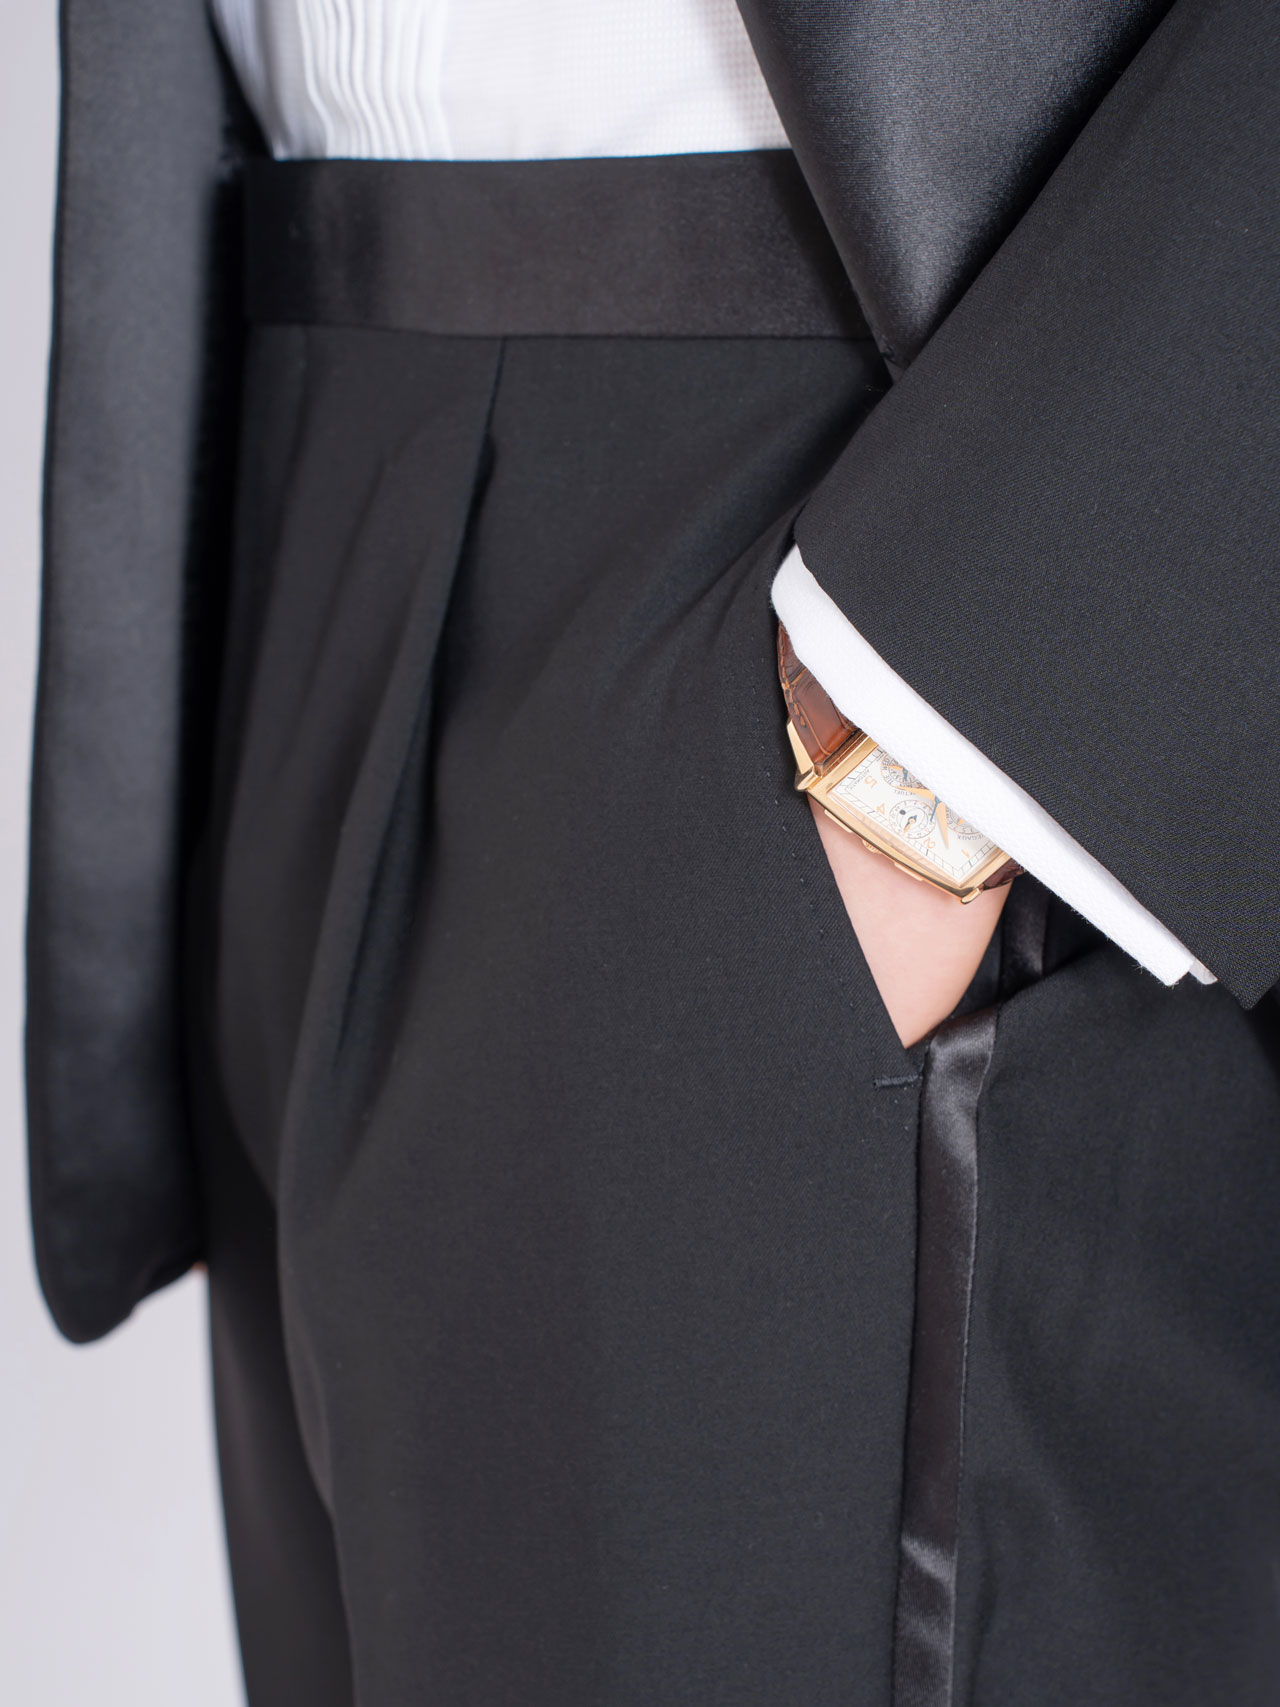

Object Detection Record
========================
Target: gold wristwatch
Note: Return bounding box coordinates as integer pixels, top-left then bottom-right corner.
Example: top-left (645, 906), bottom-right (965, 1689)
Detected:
top-left (778, 623), bottom-right (1022, 903)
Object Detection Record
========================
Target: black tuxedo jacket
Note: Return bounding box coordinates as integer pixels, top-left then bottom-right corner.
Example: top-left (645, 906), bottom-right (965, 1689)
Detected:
top-left (31, 0), bottom-right (1279, 1341)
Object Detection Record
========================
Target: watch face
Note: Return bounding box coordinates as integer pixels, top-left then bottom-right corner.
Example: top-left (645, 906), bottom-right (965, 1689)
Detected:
top-left (826, 747), bottom-right (1001, 884)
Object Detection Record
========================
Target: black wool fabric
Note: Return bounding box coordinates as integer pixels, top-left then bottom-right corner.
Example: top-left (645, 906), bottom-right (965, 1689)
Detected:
top-left (194, 319), bottom-right (1280, 1706)
top-left (795, 0), bottom-right (1280, 1003)
top-left (203, 326), bottom-right (918, 1705)
top-left (199, 1073), bottom-right (353, 1707)
top-left (959, 960), bottom-right (1280, 1705)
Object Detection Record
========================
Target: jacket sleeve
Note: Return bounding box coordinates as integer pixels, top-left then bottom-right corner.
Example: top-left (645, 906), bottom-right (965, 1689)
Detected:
top-left (768, 0), bottom-right (1280, 1004)
top-left (29, 0), bottom-right (258, 1343)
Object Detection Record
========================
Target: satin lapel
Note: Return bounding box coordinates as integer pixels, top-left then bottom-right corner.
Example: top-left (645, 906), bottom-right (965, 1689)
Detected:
top-left (736, 0), bottom-right (1172, 366)
top-left (30, 0), bottom-right (261, 1343)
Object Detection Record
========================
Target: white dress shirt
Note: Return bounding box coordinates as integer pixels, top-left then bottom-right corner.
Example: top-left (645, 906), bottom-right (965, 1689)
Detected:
top-left (210, 0), bottom-right (788, 160)
top-left (210, 0), bottom-right (1210, 988)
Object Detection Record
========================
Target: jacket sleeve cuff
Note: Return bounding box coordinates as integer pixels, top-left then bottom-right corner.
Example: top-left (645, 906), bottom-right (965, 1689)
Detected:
top-left (771, 545), bottom-right (1214, 989)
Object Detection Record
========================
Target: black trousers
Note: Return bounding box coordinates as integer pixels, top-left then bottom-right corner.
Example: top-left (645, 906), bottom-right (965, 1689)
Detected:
top-left (195, 156), bottom-right (1280, 1707)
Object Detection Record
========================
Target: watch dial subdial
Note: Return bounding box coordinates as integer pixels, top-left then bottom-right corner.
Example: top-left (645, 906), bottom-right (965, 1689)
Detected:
top-left (888, 794), bottom-right (936, 843)
top-left (880, 756), bottom-right (922, 790)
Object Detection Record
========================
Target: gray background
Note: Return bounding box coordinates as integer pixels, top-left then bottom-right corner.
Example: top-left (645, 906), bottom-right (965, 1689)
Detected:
top-left (1, 4), bottom-right (242, 1699)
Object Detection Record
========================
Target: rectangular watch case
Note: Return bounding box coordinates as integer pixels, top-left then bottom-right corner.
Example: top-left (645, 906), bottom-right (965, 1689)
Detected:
top-left (786, 719), bottom-right (1012, 903)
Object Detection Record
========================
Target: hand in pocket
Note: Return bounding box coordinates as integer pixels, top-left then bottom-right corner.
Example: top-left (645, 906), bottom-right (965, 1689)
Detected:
top-left (809, 797), bottom-right (1010, 1046)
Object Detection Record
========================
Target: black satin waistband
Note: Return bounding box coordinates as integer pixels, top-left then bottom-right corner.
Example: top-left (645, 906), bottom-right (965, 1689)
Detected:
top-left (244, 152), bottom-right (870, 339)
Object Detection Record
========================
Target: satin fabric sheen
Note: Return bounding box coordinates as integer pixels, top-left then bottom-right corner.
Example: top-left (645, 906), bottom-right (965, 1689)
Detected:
top-left (736, 0), bottom-right (1171, 365)
top-left (244, 152), bottom-right (867, 340)
top-left (891, 1012), bottom-right (995, 1707)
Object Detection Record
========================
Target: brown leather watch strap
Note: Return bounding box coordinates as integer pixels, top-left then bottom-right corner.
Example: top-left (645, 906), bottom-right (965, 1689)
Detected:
top-left (777, 621), bottom-right (1023, 891)
top-left (983, 860), bottom-right (1024, 887)
top-left (979, 856), bottom-right (1023, 889)
top-left (777, 622), bottom-right (862, 776)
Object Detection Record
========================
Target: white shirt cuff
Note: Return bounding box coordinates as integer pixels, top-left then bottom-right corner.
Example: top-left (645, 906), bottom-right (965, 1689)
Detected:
top-left (772, 545), bottom-right (1214, 988)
